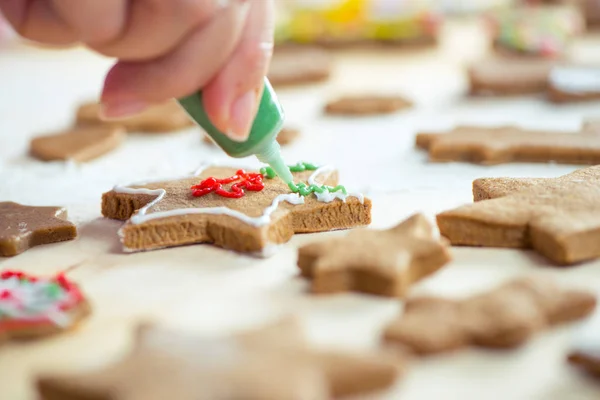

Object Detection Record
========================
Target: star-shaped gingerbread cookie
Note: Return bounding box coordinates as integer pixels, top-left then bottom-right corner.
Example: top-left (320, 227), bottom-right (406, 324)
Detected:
top-left (0, 202), bottom-right (77, 257)
top-left (0, 270), bottom-right (91, 343)
top-left (416, 125), bottom-right (600, 165)
top-left (102, 165), bottom-right (370, 255)
top-left (438, 165), bottom-right (600, 265)
top-left (76, 100), bottom-right (193, 133)
top-left (37, 320), bottom-right (401, 400)
top-left (298, 214), bottom-right (451, 297)
top-left (383, 277), bottom-right (596, 355)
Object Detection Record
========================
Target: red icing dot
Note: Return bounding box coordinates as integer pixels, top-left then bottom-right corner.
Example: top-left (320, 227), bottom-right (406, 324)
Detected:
top-left (191, 169), bottom-right (265, 199)
top-left (1, 270), bottom-right (24, 280)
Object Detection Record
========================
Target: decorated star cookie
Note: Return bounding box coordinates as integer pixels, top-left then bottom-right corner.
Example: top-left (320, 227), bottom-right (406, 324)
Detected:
top-left (548, 66), bottom-right (600, 103)
top-left (204, 127), bottom-right (300, 147)
top-left (486, 5), bottom-right (583, 58)
top-left (102, 163), bottom-right (370, 255)
top-left (277, 0), bottom-right (440, 47)
top-left (384, 277), bottom-right (596, 355)
top-left (298, 214), bottom-right (451, 298)
top-left (30, 126), bottom-right (125, 162)
top-left (0, 202), bottom-right (77, 257)
top-left (0, 270), bottom-right (90, 342)
top-left (325, 95), bottom-right (412, 116)
top-left (416, 125), bottom-right (600, 165)
top-left (568, 306), bottom-right (600, 377)
top-left (38, 320), bottom-right (401, 399)
top-left (468, 57), bottom-right (555, 95)
top-left (268, 47), bottom-right (332, 87)
top-left (437, 166), bottom-right (600, 265)
top-left (76, 100), bottom-right (194, 133)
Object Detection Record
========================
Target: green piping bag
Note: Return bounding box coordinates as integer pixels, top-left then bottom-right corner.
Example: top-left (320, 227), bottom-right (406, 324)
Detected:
top-left (177, 78), bottom-right (294, 185)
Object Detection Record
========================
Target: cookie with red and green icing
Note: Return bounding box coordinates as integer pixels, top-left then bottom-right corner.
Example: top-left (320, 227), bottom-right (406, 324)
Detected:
top-left (0, 271), bottom-right (90, 342)
top-left (102, 162), bottom-right (371, 256)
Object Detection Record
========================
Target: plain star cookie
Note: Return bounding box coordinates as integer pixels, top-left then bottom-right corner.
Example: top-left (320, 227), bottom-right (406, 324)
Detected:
top-left (102, 163), bottom-right (370, 255)
top-left (438, 166), bottom-right (600, 265)
top-left (76, 101), bottom-right (194, 133)
top-left (416, 125), bottom-right (600, 165)
top-left (30, 126), bottom-right (125, 162)
top-left (37, 320), bottom-right (401, 399)
top-left (0, 270), bottom-right (90, 342)
top-left (298, 214), bottom-right (451, 297)
top-left (384, 277), bottom-right (595, 355)
top-left (0, 202), bottom-right (77, 257)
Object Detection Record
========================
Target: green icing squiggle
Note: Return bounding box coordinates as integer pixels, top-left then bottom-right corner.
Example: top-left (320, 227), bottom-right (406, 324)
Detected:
top-left (261, 162), bottom-right (348, 199)
top-left (288, 182), bottom-right (348, 197)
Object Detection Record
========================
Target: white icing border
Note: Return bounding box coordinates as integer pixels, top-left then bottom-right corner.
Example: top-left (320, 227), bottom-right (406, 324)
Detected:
top-left (550, 66), bottom-right (600, 94)
top-left (308, 165), bottom-right (365, 204)
top-left (114, 163), bottom-right (364, 227)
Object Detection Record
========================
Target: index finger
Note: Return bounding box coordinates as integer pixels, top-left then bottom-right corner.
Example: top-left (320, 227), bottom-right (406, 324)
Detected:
top-left (0, 0), bottom-right (76, 44)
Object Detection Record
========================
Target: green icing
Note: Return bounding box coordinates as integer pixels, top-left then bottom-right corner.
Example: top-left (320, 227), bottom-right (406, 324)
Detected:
top-left (45, 283), bottom-right (63, 299)
top-left (289, 162), bottom-right (319, 172)
top-left (260, 166), bottom-right (277, 179)
top-left (262, 161), bottom-right (348, 199)
top-left (289, 183), bottom-right (348, 197)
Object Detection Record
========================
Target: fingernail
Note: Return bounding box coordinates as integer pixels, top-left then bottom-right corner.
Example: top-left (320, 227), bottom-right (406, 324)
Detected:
top-left (228, 90), bottom-right (257, 142)
top-left (100, 100), bottom-right (148, 120)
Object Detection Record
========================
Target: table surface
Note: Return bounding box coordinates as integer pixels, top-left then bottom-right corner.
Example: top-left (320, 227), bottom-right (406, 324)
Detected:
top-left (2, 19), bottom-right (600, 400)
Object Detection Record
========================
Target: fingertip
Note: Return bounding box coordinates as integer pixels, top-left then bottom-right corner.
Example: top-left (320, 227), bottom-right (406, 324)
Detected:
top-left (99, 100), bottom-right (149, 120)
top-left (101, 63), bottom-right (131, 103)
top-left (100, 64), bottom-right (150, 119)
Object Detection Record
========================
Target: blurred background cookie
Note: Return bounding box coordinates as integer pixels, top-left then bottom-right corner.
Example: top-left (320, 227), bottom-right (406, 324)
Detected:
top-left (204, 127), bottom-right (301, 147)
top-left (268, 47), bottom-right (333, 86)
top-left (325, 94), bottom-right (413, 115)
top-left (468, 57), bottom-right (555, 95)
top-left (76, 101), bottom-right (193, 133)
top-left (30, 126), bottom-right (125, 162)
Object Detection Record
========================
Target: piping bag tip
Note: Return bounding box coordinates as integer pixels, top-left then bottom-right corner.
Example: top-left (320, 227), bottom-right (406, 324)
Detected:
top-left (255, 140), bottom-right (294, 186)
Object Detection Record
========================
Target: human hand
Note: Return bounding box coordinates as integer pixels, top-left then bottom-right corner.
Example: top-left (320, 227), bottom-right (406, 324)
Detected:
top-left (0, 8), bottom-right (15, 43)
top-left (0, 0), bottom-right (274, 141)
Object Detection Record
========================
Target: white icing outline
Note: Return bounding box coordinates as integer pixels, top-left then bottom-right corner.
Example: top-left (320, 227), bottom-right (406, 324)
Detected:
top-left (308, 165), bottom-right (365, 204)
top-left (550, 66), bottom-right (600, 94)
top-left (114, 163), bottom-right (364, 228)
